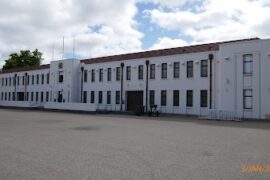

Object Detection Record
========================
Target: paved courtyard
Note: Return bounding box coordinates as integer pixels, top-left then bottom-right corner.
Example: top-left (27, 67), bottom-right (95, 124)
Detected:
top-left (0, 108), bottom-right (269, 180)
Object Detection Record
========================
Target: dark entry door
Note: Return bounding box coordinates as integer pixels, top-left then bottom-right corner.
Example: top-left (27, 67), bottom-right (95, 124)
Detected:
top-left (127, 91), bottom-right (143, 111)
top-left (17, 92), bottom-right (24, 101)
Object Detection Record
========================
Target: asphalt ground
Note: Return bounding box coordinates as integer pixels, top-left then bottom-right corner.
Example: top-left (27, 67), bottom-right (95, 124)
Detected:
top-left (0, 108), bottom-right (270, 180)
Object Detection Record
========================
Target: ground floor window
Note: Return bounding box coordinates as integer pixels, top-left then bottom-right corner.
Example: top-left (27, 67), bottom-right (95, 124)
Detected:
top-left (46, 92), bottom-right (49, 102)
top-left (91, 91), bottom-right (95, 103)
top-left (36, 92), bottom-right (39, 102)
top-left (83, 91), bottom-right (87, 103)
top-left (161, 90), bottom-right (167, 106)
top-left (173, 90), bottom-right (179, 106)
top-left (200, 90), bottom-right (208, 107)
top-left (31, 92), bottom-right (34, 101)
top-left (41, 92), bottom-right (44, 102)
top-left (243, 89), bottom-right (252, 109)
top-left (115, 91), bottom-right (120, 104)
top-left (149, 90), bottom-right (155, 106)
top-left (99, 91), bottom-right (103, 104)
top-left (186, 90), bottom-right (193, 107)
top-left (107, 91), bottom-right (111, 104)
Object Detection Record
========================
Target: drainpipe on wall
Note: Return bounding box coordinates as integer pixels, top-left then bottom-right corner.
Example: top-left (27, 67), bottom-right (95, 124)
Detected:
top-left (14, 74), bottom-right (17, 101)
top-left (80, 66), bottom-right (84, 103)
top-left (24, 73), bottom-right (28, 101)
top-left (209, 54), bottom-right (214, 109)
top-left (120, 62), bottom-right (124, 111)
top-left (145, 60), bottom-right (149, 113)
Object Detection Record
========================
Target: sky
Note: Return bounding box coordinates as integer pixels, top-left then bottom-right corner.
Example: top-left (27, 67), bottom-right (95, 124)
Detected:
top-left (0, 0), bottom-right (270, 67)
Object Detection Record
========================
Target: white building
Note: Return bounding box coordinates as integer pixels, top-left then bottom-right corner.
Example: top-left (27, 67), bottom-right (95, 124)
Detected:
top-left (0, 38), bottom-right (270, 119)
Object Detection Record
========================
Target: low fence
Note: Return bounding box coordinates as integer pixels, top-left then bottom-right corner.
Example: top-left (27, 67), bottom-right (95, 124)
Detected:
top-left (199, 109), bottom-right (242, 121)
top-left (44, 102), bottom-right (96, 112)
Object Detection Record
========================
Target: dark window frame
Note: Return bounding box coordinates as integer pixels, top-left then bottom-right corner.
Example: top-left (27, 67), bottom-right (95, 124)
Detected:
top-left (138, 65), bottom-right (143, 80)
top-left (161, 63), bottom-right (167, 79)
top-left (173, 90), bottom-right (179, 106)
top-left (173, 62), bottom-right (180, 78)
top-left (200, 90), bottom-right (208, 107)
top-left (187, 61), bottom-right (193, 78)
top-left (126, 66), bottom-right (131, 80)
top-left (161, 90), bottom-right (167, 106)
top-left (200, 60), bottom-right (208, 77)
top-left (150, 64), bottom-right (155, 79)
top-left (243, 89), bottom-right (253, 109)
top-left (186, 90), bottom-right (193, 107)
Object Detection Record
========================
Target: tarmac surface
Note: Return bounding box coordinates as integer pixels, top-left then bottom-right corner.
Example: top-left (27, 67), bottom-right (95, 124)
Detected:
top-left (0, 108), bottom-right (270, 180)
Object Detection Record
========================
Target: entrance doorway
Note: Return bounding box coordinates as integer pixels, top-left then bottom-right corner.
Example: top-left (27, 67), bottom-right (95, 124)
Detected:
top-left (17, 92), bottom-right (24, 101)
top-left (126, 91), bottom-right (143, 111)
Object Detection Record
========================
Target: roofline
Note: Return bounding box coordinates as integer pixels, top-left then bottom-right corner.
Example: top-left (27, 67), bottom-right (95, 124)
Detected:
top-left (81, 37), bottom-right (260, 65)
top-left (0, 64), bottom-right (50, 75)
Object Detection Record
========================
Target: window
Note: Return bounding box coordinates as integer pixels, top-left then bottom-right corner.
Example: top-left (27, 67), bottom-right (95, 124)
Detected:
top-left (8, 92), bottom-right (10, 101)
top-left (161, 63), bottom-right (167, 79)
top-left (22, 76), bottom-right (25, 85)
top-left (115, 91), bottom-right (120, 104)
top-left (41, 92), bottom-right (44, 102)
top-left (84, 70), bottom-right (88, 82)
top-left (149, 90), bottom-right (155, 106)
top-left (46, 92), bottom-right (49, 102)
top-left (186, 90), bottom-right (193, 107)
top-left (107, 91), bottom-right (111, 104)
top-left (98, 91), bottom-right (103, 104)
top-left (83, 91), bottom-right (87, 103)
top-left (27, 75), bottom-right (29, 85)
top-left (17, 76), bottom-right (20, 85)
top-left (243, 54), bottom-right (253, 75)
top-left (126, 66), bottom-right (131, 80)
top-left (26, 92), bottom-right (29, 101)
top-left (173, 90), bottom-right (179, 106)
top-left (36, 92), bottom-right (39, 102)
top-left (138, 65), bottom-right (143, 80)
top-left (91, 91), bottom-right (95, 103)
top-left (32, 75), bottom-right (34, 85)
top-left (41, 74), bottom-right (44, 84)
top-left (1, 92), bottom-right (3, 100)
top-left (36, 74), bottom-right (39, 84)
top-left (116, 67), bottom-right (121, 81)
top-left (201, 60), bottom-right (208, 77)
top-left (161, 90), bottom-right (167, 106)
top-left (12, 92), bottom-right (15, 101)
top-left (59, 71), bottom-right (63, 83)
top-left (243, 89), bottom-right (252, 109)
top-left (58, 62), bottom-right (63, 69)
top-left (187, 61), bottom-right (193, 78)
top-left (173, 62), bottom-right (180, 78)
top-left (99, 69), bottom-right (103, 82)
top-left (31, 92), bottom-right (34, 101)
top-left (91, 69), bottom-right (95, 82)
top-left (150, 64), bottom-right (155, 79)
top-left (200, 90), bottom-right (208, 107)
top-left (9, 77), bottom-right (11, 86)
top-left (107, 68), bottom-right (111, 81)
top-left (47, 73), bottom-right (50, 84)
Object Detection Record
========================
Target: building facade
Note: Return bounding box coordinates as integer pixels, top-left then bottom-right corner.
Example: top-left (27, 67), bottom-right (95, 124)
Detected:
top-left (1, 38), bottom-right (270, 119)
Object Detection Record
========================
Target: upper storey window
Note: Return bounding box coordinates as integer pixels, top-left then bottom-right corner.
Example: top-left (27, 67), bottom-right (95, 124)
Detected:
top-left (200, 60), bottom-right (208, 77)
top-left (187, 61), bottom-right (193, 78)
top-left (243, 54), bottom-right (253, 75)
top-left (161, 63), bottom-right (167, 79)
top-left (59, 71), bottom-right (64, 83)
top-left (138, 65), bottom-right (143, 80)
top-left (58, 62), bottom-right (63, 69)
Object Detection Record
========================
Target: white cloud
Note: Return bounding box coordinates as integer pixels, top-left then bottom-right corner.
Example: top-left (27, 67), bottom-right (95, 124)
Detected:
top-left (0, 0), bottom-right (143, 66)
top-left (146, 0), bottom-right (270, 43)
top-left (150, 37), bottom-right (188, 50)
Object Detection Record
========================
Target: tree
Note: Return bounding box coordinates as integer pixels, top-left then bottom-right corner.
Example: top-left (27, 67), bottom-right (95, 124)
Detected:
top-left (2, 49), bottom-right (43, 70)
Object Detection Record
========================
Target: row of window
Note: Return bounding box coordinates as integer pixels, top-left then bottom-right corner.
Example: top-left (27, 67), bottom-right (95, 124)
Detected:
top-left (83, 60), bottom-right (208, 83)
top-left (1, 73), bottom-right (50, 87)
top-left (1, 91), bottom-right (50, 102)
top-left (82, 90), bottom-right (208, 108)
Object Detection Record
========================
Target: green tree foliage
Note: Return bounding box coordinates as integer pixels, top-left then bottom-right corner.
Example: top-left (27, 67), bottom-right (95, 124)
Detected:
top-left (2, 49), bottom-right (43, 70)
